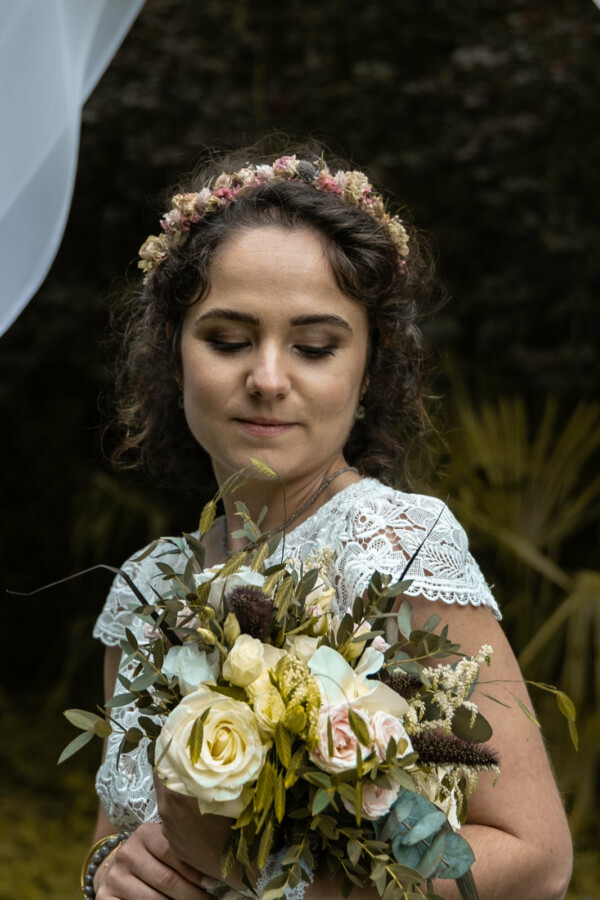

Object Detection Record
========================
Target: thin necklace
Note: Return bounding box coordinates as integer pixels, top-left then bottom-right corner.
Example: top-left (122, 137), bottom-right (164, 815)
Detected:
top-left (221, 465), bottom-right (359, 557)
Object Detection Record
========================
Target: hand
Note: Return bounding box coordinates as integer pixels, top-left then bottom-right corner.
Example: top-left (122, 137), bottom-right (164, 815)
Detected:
top-left (95, 822), bottom-right (214, 899)
top-left (155, 778), bottom-right (238, 886)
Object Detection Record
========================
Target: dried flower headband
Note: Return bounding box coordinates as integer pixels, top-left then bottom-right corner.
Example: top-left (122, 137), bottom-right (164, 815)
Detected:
top-left (138, 155), bottom-right (409, 282)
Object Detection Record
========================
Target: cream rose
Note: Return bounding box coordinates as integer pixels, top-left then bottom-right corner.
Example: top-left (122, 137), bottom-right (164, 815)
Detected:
top-left (222, 634), bottom-right (265, 687)
top-left (155, 685), bottom-right (270, 817)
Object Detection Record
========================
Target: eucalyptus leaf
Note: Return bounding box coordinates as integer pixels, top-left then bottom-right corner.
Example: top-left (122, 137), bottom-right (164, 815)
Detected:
top-left (417, 830), bottom-right (446, 878)
top-left (451, 705), bottom-right (493, 743)
top-left (63, 708), bottom-right (102, 731)
top-left (400, 809), bottom-right (447, 846)
top-left (57, 729), bottom-right (95, 764)
top-left (437, 832), bottom-right (476, 880)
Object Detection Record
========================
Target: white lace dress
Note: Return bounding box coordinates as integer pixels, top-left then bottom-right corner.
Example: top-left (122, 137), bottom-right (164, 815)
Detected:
top-left (93, 478), bottom-right (499, 839)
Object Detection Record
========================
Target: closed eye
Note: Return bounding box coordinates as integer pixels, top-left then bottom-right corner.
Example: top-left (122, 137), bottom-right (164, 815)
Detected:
top-left (207, 339), bottom-right (249, 353)
top-left (296, 345), bottom-right (335, 359)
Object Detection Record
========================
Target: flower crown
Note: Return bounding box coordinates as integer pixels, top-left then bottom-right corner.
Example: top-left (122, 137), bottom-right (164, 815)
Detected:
top-left (138, 155), bottom-right (410, 282)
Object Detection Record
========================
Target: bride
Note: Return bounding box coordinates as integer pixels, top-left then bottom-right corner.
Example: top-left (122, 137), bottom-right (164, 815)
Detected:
top-left (84, 146), bottom-right (572, 900)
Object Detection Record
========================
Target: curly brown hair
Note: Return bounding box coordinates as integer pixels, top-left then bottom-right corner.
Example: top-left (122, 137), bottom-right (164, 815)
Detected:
top-left (108, 141), bottom-right (438, 495)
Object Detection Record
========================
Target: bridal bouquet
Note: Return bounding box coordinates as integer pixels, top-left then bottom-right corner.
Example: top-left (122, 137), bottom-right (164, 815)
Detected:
top-left (62, 464), bottom-right (501, 900)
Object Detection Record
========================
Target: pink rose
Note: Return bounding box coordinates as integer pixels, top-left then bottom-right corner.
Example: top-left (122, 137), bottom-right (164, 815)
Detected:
top-left (371, 710), bottom-right (412, 761)
top-left (342, 781), bottom-right (400, 821)
top-left (310, 704), bottom-right (373, 774)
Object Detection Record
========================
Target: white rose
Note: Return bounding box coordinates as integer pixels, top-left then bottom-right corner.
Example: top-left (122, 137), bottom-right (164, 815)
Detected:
top-left (341, 781), bottom-right (400, 821)
top-left (155, 685), bottom-right (270, 817)
top-left (244, 645), bottom-right (286, 700)
top-left (371, 710), bottom-right (413, 761)
top-left (222, 634), bottom-right (265, 687)
top-left (193, 566), bottom-right (266, 615)
top-left (162, 644), bottom-right (219, 695)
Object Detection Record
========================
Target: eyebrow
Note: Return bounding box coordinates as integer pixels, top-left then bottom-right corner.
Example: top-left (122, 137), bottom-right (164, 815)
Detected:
top-left (194, 308), bottom-right (353, 332)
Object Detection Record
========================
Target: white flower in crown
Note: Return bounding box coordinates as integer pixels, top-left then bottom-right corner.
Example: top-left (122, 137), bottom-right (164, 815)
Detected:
top-left (254, 164), bottom-right (274, 183)
top-left (194, 187), bottom-right (213, 214)
top-left (233, 166), bottom-right (257, 185)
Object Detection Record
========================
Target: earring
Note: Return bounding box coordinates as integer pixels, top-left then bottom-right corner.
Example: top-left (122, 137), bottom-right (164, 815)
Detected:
top-left (176, 377), bottom-right (184, 408)
top-left (355, 404), bottom-right (365, 420)
top-left (178, 394), bottom-right (184, 409)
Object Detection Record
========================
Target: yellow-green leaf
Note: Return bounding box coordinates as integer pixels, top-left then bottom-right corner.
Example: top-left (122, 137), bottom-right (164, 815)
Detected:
top-left (199, 500), bottom-right (217, 535)
top-left (251, 541), bottom-right (271, 573)
top-left (249, 457), bottom-right (278, 478)
top-left (274, 772), bottom-right (286, 822)
top-left (348, 708), bottom-right (371, 747)
top-left (514, 696), bottom-right (541, 728)
top-left (187, 717), bottom-right (204, 764)
top-left (219, 550), bottom-right (248, 578)
top-left (93, 719), bottom-right (113, 739)
top-left (258, 817), bottom-right (275, 868)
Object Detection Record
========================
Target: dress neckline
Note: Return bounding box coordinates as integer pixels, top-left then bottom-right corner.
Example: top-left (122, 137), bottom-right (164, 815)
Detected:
top-left (282, 476), bottom-right (376, 540)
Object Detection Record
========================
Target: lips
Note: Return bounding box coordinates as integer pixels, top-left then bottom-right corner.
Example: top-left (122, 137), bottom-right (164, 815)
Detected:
top-left (234, 417), bottom-right (296, 436)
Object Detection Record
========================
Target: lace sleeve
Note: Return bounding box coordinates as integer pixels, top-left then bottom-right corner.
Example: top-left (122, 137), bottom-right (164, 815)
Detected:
top-left (328, 491), bottom-right (500, 620)
top-left (92, 546), bottom-right (155, 646)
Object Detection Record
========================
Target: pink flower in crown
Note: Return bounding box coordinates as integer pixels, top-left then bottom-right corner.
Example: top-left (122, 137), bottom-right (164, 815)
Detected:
top-left (333, 170), bottom-right (349, 192)
top-left (273, 155), bottom-right (298, 178)
top-left (317, 175), bottom-right (343, 195)
top-left (214, 186), bottom-right (237, 205)
top-left (161, 209), bottom-right (187, 234)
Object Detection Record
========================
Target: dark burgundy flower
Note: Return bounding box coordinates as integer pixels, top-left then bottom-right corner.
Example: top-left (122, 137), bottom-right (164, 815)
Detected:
top-left (225, 586), bottom-right (273, 640)
top-left (412, 732), bottom-right (499, 769)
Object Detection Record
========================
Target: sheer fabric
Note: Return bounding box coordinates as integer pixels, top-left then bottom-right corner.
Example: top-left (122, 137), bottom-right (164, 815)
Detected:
top-left (94, 478), bottom-right (498, 833)
top-left (0, 0), bottom-right (145, 336)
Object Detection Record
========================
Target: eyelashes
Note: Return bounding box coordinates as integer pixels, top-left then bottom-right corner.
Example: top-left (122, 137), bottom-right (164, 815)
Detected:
top-left (206, 339), bottom-right (336, 359)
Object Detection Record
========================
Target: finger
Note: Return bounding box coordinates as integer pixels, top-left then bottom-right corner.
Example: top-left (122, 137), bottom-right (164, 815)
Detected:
top-left (99, 827), bottom-right (208, 900)
top-left (134, 822), bottom-right (208, 888)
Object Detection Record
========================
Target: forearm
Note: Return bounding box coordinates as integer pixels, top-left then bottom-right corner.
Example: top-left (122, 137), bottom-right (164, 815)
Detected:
top-left (304, 823), bottom-right (572, 900)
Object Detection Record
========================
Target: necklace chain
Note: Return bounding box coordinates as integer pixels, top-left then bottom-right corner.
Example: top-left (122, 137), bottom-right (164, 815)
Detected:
top-left (221, 465), bottom-right (359, 557)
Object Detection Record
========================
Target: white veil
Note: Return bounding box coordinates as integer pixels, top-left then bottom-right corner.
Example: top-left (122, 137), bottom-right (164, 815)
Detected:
top-left (0, 0), bottom-right (145, 337)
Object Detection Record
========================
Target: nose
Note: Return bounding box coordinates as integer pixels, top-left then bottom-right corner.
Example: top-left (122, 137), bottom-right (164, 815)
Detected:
top-left (245, 346), bottom-right (291, 399)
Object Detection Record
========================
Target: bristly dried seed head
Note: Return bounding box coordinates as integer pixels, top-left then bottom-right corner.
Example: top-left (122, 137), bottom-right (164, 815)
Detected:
top-left (225, 586), bottom-right (273, 640)
top-left (412, 732), bottom-right (499, 769)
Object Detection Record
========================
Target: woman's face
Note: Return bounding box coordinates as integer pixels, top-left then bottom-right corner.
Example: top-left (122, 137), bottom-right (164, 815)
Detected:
top-left (179, 226), bottom-right (369, 486)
